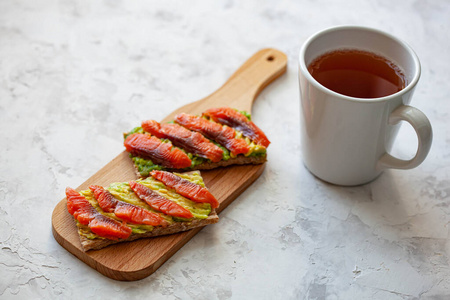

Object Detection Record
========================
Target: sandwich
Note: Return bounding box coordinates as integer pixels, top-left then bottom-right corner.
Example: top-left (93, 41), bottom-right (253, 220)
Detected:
top-left (123, 107), bottom-right (270, 177)
top-left (65, 170), bottom-right (219, 251)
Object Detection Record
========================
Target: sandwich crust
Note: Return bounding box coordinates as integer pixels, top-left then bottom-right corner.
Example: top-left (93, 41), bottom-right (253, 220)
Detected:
top-left (134, 154), bottom-right (267, 178)
top-left (77, 210), bottom-right (219, 251)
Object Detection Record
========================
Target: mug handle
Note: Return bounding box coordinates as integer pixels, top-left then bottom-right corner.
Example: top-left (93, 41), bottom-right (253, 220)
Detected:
top-left (377, 105), bottom-right (432, 170)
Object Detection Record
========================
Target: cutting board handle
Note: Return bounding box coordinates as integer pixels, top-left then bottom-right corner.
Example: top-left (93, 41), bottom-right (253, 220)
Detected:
top-left (163, 48), bottom-right (287, 121)
top-left (203, 48), bottom-right (288, 112)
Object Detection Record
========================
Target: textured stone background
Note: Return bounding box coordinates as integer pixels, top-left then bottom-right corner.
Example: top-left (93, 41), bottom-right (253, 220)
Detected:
top-left (1, 0), bottom-right (450, 299)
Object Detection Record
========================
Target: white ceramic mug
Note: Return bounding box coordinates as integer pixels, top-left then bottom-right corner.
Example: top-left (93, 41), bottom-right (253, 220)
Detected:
top-left (298, 25), bottom-right (432, 186)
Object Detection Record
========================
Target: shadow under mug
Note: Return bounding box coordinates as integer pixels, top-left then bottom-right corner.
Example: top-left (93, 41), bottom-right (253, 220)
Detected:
top-left (298, 25), bottom-right (433, 186)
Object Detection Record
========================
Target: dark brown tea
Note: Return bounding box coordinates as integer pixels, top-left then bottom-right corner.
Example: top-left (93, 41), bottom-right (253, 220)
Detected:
top-left (308, 49), bottom-right (406, 98)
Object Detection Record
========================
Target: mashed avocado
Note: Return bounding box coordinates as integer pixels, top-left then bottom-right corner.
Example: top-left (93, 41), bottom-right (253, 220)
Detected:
top-left (131, 155), bottom-right (164, 177)
top-left (77, 223), bottom-right (104, 240)
top-left (108, 174), bottom-right (211, 220)
top-left (123, 126), bottom-right (144, 139)
top-left (239, 110), bottom-right (252, 121)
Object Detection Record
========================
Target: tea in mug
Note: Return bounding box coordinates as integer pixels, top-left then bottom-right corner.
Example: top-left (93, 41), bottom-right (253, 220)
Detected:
top-left (308, 49), bottom-right (406, 98)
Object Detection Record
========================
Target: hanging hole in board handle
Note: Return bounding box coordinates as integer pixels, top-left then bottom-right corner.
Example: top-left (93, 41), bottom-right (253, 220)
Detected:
top-left (267, 55), bottom-right (275, 61)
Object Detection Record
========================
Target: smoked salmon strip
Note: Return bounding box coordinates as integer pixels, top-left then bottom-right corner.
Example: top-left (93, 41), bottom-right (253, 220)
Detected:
top-left (89, 185), bottom-right (164, 226)
top-left (65, 187), bottom-right (132, 240)
top-left (124, 133), bottom-right (192, 169)
top-left (203, 107), bottom-right (270, 148)
top-left (174, 113), bottom-right (250, 156)
top-left (141, 120), bottom-right (223, 162)
top-left (129, 181), bottom-right (194, 219)
top-left (150, 170), bottom-right (219, 209)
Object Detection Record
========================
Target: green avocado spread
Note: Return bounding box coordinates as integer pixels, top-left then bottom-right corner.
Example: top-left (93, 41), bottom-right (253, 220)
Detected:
top-left (125, 110), bottom-right (266, 177)
top-left (77, 171), bottom-right (212, 240)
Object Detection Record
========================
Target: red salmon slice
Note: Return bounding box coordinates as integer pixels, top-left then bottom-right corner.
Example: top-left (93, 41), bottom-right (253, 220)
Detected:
top-left (89, 215), bottom-right (132, 240)
top-left (129, 181), bottom-right (194, 219)
top-left (65, 187), bottom-right (132, 240)
top-left (124, 133), bottom-right (192, 169)
top-left (66, 187), bottom-right (98, 225)
top-left (142, 120), bottom-right (223, 163)
top-left (150, 170), bottom-right (219, 209)
top-left (89, 185), bottom-right (118, 213)
top-left (174, 113), bottom-right (250, 156)
top-left (203, 107), bottom-right (270, 147)
top-left (89, 185), bottom-right (164, 226)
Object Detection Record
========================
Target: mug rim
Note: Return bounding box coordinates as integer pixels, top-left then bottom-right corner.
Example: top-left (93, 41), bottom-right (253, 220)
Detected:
top-left (299, 25), bottom-right (421, 102)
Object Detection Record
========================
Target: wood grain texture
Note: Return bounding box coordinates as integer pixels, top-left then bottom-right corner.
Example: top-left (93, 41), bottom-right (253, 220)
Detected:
top-left (51, 48), bottom-right (287, 281)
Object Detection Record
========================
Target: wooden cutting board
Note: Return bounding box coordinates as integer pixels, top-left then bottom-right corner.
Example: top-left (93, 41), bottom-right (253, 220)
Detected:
top-left (52, 48), bottom-right (287, 281)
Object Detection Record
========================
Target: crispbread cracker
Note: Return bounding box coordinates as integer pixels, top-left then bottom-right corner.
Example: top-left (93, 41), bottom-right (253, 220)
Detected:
top-left (134, 155), bottom-right (267, 178)
top-left (77, 210), bottom-right (219, 251)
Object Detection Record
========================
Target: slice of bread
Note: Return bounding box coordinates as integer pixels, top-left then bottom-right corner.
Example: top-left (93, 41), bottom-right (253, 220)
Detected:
top-left (77, 210), bottom-right (219, 251)
top-left (133, 154), bottom-right (267, 178)
top-left (180, 153), bottom-right (266, 170)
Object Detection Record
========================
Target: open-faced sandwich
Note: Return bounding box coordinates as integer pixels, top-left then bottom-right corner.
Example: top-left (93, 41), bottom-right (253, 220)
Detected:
top-left (66, 170), bottom-right (219, 251)
top-left (124, 107), bottom-right (270, 177)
